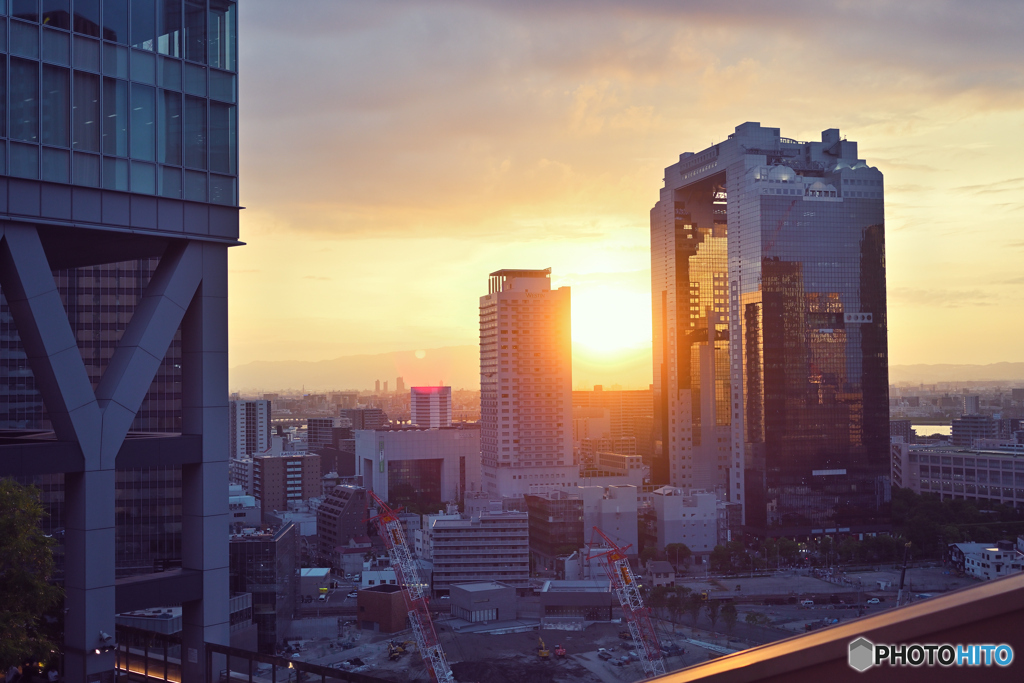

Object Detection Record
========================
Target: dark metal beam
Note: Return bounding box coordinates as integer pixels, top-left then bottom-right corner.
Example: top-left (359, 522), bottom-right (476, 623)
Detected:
top-left (0, 434), bottom-right (204, 476)
top-left (115, 569), bottom-right (203, 613)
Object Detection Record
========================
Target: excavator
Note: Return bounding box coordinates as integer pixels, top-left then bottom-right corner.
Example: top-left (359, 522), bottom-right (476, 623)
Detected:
top-left (386, 640), bottom-right (414, 661)
top-left (537, 638), bottom-right (551, 659)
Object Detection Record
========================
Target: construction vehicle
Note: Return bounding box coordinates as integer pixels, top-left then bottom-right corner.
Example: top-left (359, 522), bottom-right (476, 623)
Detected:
top-left (537, 637), bottom-right (551, 659)
top-left (554, 644), bottom-right (566, 659)
top-left (588, 527), bottom-right (667, 678)
top-left (386, 641), bottom-right (408, 661)
top-left (369, 492), bottom-right (454, 683)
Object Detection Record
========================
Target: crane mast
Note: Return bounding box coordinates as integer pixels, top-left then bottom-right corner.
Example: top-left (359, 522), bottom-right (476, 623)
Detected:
top-left (369, 492), bottom-right (455, 683)
top-left (589, 527), bottom-right (667, 678)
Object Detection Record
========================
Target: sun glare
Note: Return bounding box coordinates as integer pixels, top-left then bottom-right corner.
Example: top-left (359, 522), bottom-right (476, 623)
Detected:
top-left (571, 285), bottom-right (651, 355)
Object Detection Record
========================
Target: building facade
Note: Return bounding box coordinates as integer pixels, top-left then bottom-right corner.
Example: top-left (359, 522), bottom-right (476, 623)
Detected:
top-left (339, 407), bottom-right (388, 430)
top-left (356, 425), bottom-right (481, 509)
top-left (891, 441), bottom-right (1024, 508)
top-left (0, 2), bottom-right (239, 680)
top-left (410, 385), bottom-right (452, 428)
top-left (524, 492), bottom-right (584, 572)
top-left (252, 451), bottom-right (321, 519)
top-left (480, 269), bottom-right (577, 497)
top-left (431, 511), bottom-right (530, 593)
top-left (230, 399), bottom-right (271, 458)
top-left (316, 484), bottom-right (368, 560)
top-left (655, 122), bottom-right (890, 536)
top-left (571, 387), bottom-right (654, 456)
top-left (229, 524), bottom-right (298, 654)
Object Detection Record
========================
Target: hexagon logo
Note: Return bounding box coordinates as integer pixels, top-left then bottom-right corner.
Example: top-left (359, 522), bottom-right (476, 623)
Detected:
top-left (848, 637), bottom-right (875, 672)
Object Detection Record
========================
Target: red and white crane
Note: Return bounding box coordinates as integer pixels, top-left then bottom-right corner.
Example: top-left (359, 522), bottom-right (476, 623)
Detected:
top-left (369, 492), bottom-right (455, 683)
top-left (589, 527), bottom-right (667, 678)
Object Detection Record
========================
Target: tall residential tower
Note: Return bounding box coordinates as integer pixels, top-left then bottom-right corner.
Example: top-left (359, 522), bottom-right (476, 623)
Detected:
top-left (653, 123), bottom-right (890, 537)
top-left (480, 269), bottom-right (577, 497)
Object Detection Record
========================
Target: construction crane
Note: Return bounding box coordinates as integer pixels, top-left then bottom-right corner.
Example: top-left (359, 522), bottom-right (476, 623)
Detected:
top-left (588, 527), bottom-right (667, 678)
top-left (369, 492), bottom-right (455, 683)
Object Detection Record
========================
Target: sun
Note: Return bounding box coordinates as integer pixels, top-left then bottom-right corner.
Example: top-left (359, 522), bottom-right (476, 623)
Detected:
top-left (570, 285), bottom-right (651, 355)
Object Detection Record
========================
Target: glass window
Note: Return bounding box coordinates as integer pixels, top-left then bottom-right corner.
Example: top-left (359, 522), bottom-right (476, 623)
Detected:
top-left (41, 64), bottom-right (69, 146)
top-left (72, 151), bottom-right (101, 185)
top-left (12, 0), bottom-right (38, 22)
top-left (0, 19), bottom-right (6, 52)
top-left (103, 155), bottom-right (128, 190)
top-left (158, 89), bottom-right (181, 164)
top-left (0, 57), bottom-right (5, 138)
top-left (41, 145), bottom-right (69, 181)
top-left (208, 68), bottom-right (233, 102)
top-left (11, 18), bottom-right (39, 57)
top-left (183, 94), bottom-right (205, 169)
top-left (182, 61), bottom-right (204, 95)
top-left (103, 0), bottom-right (127, 43)
top-left (183, 168), bottom-right (204, 200)
top-left (73, 0), bottom-right (100, 37)
top-left (130, 83), bottom-right (155, 161)
top-left (42, 26), bottom-right (70, 64)
top-left (208, 0), bottom-right (234, 71)
top-left (10, 141), bottom-right (39, 177)
top-left (41, 0), bottom-right (68, 29)
top-left (158, 0), bottom-right (181, 57)
top-left (102, 77), bottom-right (127, 156)
top-left (131, 0), bottom-right (154, 50)
top-left (131, 160), bottom-right (155, 193)
top-left (158, 55), bottom-right (181, 89)
top-left (183, 0), bottom-right (204, 63)
top-left (73, 34), bottom-right (100, 70)
top-left (103, 41), bottom-right (128, 77)
top-left (10, 57), bottom-right (39, 142)
top-left (209, 101), bottom-right (234, 174)
top-left (159, 164), bottom-right (180, 197)
top-left (130, 48), bottom-right (156, 83)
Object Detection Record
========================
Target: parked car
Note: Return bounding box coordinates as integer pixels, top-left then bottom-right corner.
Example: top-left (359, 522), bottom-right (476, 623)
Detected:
top-left (439, 595), bottom-right (450, 600)
top-left (597, 652), bottom-right (613, 661)
top-left (347, 591), bottom-right (358, 599)
top-left (800, 600), bottom-right (814, 606)
top-left (866, 598), bottom-right (880, 605)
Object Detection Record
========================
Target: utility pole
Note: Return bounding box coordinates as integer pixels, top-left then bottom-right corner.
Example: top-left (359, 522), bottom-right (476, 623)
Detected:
top-left (896, 542), bottom-right (912, 607)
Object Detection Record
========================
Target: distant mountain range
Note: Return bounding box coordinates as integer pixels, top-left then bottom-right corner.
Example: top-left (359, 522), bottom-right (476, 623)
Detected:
top-left (230, 345), bottom-right (479, 393)
top-left (889, 363), bottom-right (1024, 384)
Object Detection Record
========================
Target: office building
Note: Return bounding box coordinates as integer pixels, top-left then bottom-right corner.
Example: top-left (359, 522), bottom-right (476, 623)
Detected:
top-left (890, 419), bottom-right (915, 444)
top-left (963, 395), bottom-right (982, 415)
top-left (571, 387), bottom-right (654, 455)
top-left (480, 269), bottom-right (577, 497)
top-left (307, 416), bottom-right (342, 451)
top-left (229, 524), bottom-right (298, 654)
top-left (431, 511), bottom-right (530, 593)
top-left (316, 485), bottom-right (368, 560)
top-left (355, 425), bottom-right (481, 508)
top-left (891, 441), bottom-right (1024, 507)
top-left (651, 487), bottom-right (719, 559)
top-left (228, 484), bottom-right (261, 532)
top-left (231, 400), bottom-right (271, 458)
top-left (0, 2), bottom-right (238, 680)
top-left (410, 385), bottom-right (452, 428)
top-left (565, 484), bottom-right (639, 553)
top-left (524, 492), bottom-right (584, 572)
top-left (252, 451), bottom-right (321, 519)
top-left (654, 122), bottom-right (890, 536)
top-left (952, 414), bottom-right (997, 447)
top-left (340, 407), bottom-right (388, 430)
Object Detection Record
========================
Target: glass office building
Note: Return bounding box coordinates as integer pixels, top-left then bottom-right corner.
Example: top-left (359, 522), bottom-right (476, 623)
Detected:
top-left (1, 2), bottom-right (238, 680)
top-left (653, 123), bottom-right (889, 538)
top-left (1, 0), bottom-right (237, 203)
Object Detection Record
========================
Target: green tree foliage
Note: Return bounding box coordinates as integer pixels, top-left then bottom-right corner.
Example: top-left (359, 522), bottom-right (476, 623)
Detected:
top-left (704, 599), bottom-right (721, 632)
top-left (664, 542), bottom-right (691, 569)
top-left (640, 546), bottom-right (657, 564)
top-left (721, 603), bottom-right (738, 637)
top-left (0, 479), bottom-right (64, 670)
top-left (685, 593), bottom-right (703, 629)
top-left (709, 545), bottom-right (732, 573)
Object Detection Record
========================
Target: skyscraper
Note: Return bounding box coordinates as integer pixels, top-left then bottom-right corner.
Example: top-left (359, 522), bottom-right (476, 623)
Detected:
top-left (0, 2), bottom-right (239, 680)
top-left (230, 399), bottom-right (272, 457)
top-left (652, 123), bottom-right (889, 537)
top-left (411, 385), bottom-right (452, 428)
top-left (479, 269), bottom-right (576, 497)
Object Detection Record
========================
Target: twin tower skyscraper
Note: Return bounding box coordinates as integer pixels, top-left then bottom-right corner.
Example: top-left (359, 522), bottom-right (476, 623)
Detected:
top-left (652, 122), bottom-right (890, 538)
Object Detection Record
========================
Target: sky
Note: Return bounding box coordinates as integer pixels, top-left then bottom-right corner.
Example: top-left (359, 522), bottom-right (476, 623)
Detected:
top-left (230, 1), bottom-right (1024, 390)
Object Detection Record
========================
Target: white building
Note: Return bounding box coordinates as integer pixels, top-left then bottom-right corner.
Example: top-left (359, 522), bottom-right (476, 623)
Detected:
top-left (432, 511), bottom-right (530, 592)
top-left (652, 486), bottom-right (719, 557)
top-left (230, 399), bottom-right (272, 458)
top-left (411, 386), bottom-right (453, 428)
top-left (230, 456), bottom-right (254, 494)
top-left (356, 425), bottom-right (481, 505)
top-left (563, 484), bottom-right (639, 553)
top-left (228, 484), bottom-right (261, 531)
top-left (949, 542), bottom-right (1024, 581)
top-left (414, 510), bottom-right (462, 560)
top-left (480, 268), bottom-right (578, 497)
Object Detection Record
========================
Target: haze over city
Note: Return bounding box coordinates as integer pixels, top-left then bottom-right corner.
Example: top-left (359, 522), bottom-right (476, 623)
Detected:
top-left (231, 0), bottom-right (1024, 390)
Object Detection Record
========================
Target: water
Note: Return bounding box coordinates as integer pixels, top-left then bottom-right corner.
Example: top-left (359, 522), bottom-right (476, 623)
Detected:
top-left (912, 424), bottom-right (951, 436)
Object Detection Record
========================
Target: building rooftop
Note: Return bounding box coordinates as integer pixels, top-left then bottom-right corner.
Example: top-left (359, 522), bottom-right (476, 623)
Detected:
top-left (453, 582), bottom-right (512, 593)
top-left (300, 568), bottom-right (331, 578)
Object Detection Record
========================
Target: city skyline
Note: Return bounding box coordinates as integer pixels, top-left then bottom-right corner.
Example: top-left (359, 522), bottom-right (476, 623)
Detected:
top-left (232, 1), bottom-right (1024, 382)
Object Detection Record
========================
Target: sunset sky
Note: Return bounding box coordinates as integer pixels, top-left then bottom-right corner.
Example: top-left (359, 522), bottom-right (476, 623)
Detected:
top-left (229, 1), bottom-right (1024, 390)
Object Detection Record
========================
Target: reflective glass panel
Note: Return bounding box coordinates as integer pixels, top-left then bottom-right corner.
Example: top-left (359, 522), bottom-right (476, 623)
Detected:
top-left (72, 0), bottom-right (99, 36)
top-left (10, 57), bottom-right (39, 142)
top-left (131, 0), bottom-right (154, 50)
top-left (183, 0), bottom-right (204, 63)
top-left (41, 0), bottom-right (68, 28)
top-left (102, 77), bottom-right (127, 156)
top-left (130, 83), bottom-right (155, 161)
top-left (41, 63), bottom-right (70, 146)
top-left (103, 0), bottom-right (126, 43)
top-left (158, 0), bottom-right (181, 57)
top-left (183, 94), bottom-right (205, 169)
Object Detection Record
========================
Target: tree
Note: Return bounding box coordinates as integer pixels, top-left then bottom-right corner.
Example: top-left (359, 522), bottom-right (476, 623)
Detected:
top-left (0, 479), bottom-right (64, 670)
top-left (710, 545), bottom-right (732, 573)
top-left (640, 546), bottom-right (657, 565)
top-left (664, 543), bottom-right (691, 570)
top-left (704, 600), bottom-right (721, 634)
top-left (685, 594), bottom-right (703, 630)
top-left (721, 603), bottom-right (738, 638)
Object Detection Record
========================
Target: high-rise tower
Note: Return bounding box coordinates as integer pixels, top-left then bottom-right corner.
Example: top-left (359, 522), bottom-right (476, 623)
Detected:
top-left (652, 123), bottom-right (889, 537)
top-left (0, 2), bottom-right (239, 681)
top-left (480, 269), bottom-right (577, 497)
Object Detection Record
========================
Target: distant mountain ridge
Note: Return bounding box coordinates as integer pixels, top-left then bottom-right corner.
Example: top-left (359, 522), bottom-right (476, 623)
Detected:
top-left (890, 362), bottom-right (1024, 384)
top-left (230, 345), bottom-right (479, 392)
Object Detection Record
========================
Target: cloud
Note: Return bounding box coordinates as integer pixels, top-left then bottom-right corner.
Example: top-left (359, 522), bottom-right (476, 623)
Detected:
top-left (954, 177), bottom-right (1024, 194)
top-left (889, 287), bottom-right (995, 308)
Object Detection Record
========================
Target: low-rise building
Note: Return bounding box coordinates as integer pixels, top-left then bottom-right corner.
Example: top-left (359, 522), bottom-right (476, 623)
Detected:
top-left (891, 442), bottom-right (1024, 507)
top-left (949, 542), bottom-right (1024, 581)
top-left (229, 484), bottom-right (261, 532)
top-left (647, 560), bottom-right (676, 587)
top-left (450, 582), bottom-right (517, 623)
top-left (229, 524), bottom-right (299, 653)
top-left (525, 492), bottom-right (584, 573)
top-left (299, 568), bottom-right (331, 601)
top-left (357, 584), bottom-right (406, 633)
top-left (651, 486), bottom-right (718, 560)
top-left (316, 485), bottom-right (368, 561)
